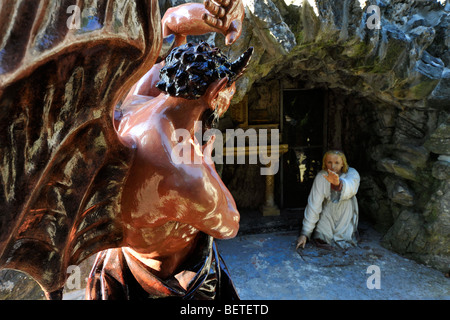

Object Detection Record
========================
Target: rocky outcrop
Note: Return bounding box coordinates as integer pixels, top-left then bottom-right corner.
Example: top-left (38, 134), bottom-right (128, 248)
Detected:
top-left (162, 0), bottom-right (450, 272)
top-left (250, 0), bottom-right (449, 272)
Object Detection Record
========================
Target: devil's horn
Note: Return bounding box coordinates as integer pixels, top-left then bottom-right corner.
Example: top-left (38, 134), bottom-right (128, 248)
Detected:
top-left (230, 47), bottom-right (254, 81)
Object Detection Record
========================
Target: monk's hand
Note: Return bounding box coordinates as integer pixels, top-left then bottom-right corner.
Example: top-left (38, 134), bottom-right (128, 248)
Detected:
top-left (202, 0), bottom-right (244, 45)
top-left (296, 235), bottom-right (307, 249)
top-left (323, 169), bottom-right (340, 186)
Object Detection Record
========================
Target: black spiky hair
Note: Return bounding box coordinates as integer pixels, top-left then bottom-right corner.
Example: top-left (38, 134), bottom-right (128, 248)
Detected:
top-left (156, 41), bottom-right (253, 100)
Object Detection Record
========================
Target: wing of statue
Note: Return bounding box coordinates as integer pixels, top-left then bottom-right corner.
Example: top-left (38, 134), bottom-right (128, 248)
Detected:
top-left (0, 0), bottom-right (161, 297)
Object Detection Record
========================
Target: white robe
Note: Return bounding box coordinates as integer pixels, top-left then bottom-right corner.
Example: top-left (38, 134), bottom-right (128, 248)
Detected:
top-left (301, 167), bottom-right (360, 248)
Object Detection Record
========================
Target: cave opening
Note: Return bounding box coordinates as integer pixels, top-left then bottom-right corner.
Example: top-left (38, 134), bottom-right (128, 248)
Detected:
top-left (276, 84), bottom-right (378, 218)
top-left (223, 77), bottom-right (383, 233)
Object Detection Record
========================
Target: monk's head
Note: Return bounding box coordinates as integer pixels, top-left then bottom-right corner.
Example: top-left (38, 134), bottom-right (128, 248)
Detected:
top-left (322, 150), bottom-right (349, 174)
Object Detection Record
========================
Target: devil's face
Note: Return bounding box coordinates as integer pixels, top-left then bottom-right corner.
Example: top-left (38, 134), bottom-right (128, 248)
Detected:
top-left (213, 82), bottom-right (236, 118)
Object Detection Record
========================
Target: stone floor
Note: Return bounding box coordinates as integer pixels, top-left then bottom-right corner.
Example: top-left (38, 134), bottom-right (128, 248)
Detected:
top-left (216, 221), bottom-right (450, 300)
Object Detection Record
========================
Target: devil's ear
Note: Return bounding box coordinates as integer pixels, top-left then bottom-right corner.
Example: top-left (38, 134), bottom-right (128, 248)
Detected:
top-left (203, 77), bottom-right (228, 108)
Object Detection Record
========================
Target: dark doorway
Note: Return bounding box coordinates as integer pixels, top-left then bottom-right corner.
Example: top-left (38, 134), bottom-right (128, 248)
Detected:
top-left (280, 89), bottom-right (327, 208)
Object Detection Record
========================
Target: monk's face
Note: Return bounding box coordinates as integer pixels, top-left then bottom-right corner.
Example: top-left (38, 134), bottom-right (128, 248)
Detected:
top-left (325, 154), bottom-right (344, 174)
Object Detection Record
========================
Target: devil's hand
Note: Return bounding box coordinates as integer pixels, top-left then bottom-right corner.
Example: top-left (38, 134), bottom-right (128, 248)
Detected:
top-left (202, 0), bottom-right (244, 45)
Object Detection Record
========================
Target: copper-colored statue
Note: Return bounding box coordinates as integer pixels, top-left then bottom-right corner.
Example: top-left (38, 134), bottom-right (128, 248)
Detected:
top-left (87, 42), bottom-right (252, 300)
top-left (0, 0), bottom-right (247, 300)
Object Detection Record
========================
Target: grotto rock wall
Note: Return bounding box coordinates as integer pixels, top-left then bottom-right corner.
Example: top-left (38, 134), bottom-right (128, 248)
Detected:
top-left (161, 0), bottom-right (450, 271)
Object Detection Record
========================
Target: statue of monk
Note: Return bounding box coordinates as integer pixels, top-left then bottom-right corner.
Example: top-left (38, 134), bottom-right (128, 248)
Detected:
top-left (296, 150), bottom-right (360, 250)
